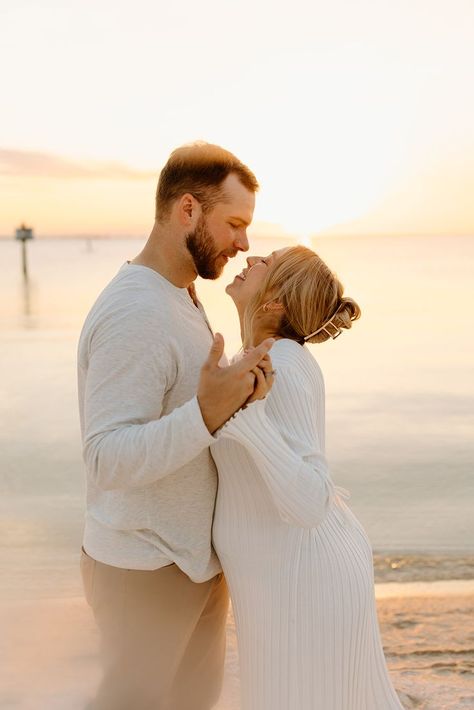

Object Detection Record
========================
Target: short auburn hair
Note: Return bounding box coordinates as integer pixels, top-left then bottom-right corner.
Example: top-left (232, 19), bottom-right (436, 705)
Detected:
top-left (155, 141), bottom-right (259, 221)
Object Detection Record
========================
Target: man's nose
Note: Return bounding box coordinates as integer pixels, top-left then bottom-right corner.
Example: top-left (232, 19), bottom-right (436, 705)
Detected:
top-left (235, 231), bottom-right (249, 252)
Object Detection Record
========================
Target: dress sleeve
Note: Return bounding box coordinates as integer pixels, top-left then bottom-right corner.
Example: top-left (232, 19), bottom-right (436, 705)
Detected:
top-left (217, 364), bottom-right (337, 528)
top-left (80, 307), bottom-right (215, 491)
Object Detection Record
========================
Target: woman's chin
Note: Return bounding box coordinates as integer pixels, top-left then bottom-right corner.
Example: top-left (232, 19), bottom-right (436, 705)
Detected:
top-left (225, 281), bottom-right (244, 309)
top-left (225, 280), bottom-right (237, 297)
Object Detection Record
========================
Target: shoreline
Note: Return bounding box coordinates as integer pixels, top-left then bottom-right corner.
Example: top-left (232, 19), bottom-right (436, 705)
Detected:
top-left (374, 578), bottom-right (474, 598)
top-left (0, 570), bottom-right (474, 609)
top-left (1, 589), bottom-right (473, 710)
top-left (2, 577), bottom-right (472, 606)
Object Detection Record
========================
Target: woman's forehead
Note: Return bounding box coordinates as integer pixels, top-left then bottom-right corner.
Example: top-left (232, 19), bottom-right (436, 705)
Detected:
top-left (268, 247), bottom-right (290, 261)
top-left (247, 246), bottom-right (290, 262)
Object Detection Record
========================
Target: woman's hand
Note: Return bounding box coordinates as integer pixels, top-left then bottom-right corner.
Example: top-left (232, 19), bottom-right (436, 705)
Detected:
top-left (198, 335), bottom-right (275, 433)
top-left (245, 349), bottom-right (276, 404)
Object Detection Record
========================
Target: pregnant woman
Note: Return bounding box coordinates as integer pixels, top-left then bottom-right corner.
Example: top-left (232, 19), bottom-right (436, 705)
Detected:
top-left (211, 246), bottom-right (405, 710)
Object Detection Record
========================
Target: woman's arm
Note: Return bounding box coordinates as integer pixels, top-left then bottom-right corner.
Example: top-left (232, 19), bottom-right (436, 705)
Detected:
top-left (218, 363), bottom-right (336, 528)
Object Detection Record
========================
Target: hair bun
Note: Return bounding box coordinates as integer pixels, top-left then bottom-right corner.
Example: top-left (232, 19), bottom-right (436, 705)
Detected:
top-left (304, 296), bottom-right (361, 344)
top-left (334, 297), bottom-right (361, 330)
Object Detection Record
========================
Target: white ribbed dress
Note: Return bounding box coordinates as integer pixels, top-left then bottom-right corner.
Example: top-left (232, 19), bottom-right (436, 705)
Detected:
top-left (211, 339), bottom-right (405, 710)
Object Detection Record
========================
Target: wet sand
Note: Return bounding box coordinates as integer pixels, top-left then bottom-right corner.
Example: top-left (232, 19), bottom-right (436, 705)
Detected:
top-left (1, 583), bottom-right (473, 710)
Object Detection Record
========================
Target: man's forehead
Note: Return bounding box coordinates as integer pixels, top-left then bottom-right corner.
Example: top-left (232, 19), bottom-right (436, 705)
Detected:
top-left (221, 174), bottom-right (255, 212)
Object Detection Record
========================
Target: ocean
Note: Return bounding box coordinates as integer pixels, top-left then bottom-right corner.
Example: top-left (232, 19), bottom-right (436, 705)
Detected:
top-left (0, 234), bottom-right (473, 708)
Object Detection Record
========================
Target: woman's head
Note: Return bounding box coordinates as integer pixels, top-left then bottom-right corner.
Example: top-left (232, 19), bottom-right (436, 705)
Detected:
top-left (226, 245), bottom-right (361, 348)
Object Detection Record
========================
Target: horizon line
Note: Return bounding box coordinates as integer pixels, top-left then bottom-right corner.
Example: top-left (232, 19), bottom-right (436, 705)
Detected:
top-left (1, 232), bottom-right (474, 241)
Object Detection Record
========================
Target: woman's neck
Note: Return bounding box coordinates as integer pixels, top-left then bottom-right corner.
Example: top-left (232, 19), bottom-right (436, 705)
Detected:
top-left (236, 302), bottom-right (282, 348)
top-left (251, 327), bottom-right (282, 347)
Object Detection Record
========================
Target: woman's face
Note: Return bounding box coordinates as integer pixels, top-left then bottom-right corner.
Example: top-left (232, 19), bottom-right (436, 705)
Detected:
top-left (225, 247), bottom-right (288, 310)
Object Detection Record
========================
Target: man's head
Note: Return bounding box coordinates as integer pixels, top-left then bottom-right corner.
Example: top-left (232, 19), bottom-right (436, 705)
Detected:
top-left (156, 142), bottom-right (258, 279)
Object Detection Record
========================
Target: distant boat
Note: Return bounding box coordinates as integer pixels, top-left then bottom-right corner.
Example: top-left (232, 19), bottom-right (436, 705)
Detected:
top-left (15, 223), bottom-right (34, 241)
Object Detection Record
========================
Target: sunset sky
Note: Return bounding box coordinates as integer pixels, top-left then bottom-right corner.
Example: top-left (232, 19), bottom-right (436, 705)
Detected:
top-left (1, 0), bottom-right (473, 238)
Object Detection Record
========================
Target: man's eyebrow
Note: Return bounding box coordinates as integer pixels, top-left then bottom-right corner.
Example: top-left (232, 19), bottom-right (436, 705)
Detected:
top-left (229, 216), bottom-right (250, 226)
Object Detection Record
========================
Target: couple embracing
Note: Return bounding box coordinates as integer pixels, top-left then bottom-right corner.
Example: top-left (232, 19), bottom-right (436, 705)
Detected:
top-left (78, 143), bottom-right (404, 710)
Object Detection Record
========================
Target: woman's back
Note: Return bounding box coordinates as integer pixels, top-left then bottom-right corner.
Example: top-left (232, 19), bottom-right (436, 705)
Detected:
top-left (213, 338), bottom-right (338, 537)
top-left (211, 339), bottom-right (405, 710)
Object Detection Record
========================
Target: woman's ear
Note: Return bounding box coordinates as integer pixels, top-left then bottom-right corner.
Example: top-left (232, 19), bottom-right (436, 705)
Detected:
top-left (263, 300), bottom-right (284, 313)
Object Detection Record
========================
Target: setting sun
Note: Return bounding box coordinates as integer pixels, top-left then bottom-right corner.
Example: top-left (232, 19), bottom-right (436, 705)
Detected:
top-left (1, 3), bottom-right (474, 708)
top-left (1, 0), bottom-right (473, 238)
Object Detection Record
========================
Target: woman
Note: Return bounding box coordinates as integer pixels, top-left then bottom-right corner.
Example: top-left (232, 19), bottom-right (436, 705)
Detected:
top-left (211, 246), bottom-right (405, 710)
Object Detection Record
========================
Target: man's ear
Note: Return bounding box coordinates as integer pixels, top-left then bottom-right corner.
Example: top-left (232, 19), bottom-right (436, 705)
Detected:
top-left (177, 193), bottom-right (200, 227)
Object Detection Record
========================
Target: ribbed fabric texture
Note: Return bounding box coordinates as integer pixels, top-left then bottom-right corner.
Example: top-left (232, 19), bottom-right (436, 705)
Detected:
top-left (211, 339), bottom-right (405, 710)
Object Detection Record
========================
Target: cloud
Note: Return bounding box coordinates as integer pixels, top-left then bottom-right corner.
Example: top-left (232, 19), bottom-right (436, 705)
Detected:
top-left (0, 148), bottom-right (156, 180)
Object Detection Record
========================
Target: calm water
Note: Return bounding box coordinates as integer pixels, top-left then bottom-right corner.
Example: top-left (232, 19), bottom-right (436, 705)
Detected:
top-left (0, 234), bottom-right (473, 600)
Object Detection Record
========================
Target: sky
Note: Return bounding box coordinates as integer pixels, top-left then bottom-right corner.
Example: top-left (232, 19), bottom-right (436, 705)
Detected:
top-left (1, 0), bottom-right (473, 238)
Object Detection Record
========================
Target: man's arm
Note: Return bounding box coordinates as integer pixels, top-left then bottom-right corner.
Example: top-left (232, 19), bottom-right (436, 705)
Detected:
top-left (81, 310), bottom-right (214, 491)
top-left (80, 317), bottom-right (275, 492)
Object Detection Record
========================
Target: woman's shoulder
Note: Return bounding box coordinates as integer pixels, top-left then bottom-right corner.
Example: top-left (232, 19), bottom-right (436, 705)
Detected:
top-left (270, 339), bottom-right (324, 388)
top-left (270, 338), bottom-right (318, 366)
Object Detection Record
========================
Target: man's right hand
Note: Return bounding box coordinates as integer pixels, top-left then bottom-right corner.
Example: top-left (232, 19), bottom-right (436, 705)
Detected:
top-left (197, 333), bottom-right (275, 434)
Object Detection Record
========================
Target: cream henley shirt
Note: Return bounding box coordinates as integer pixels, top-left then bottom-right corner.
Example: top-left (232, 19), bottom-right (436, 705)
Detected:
top-left (77, 262), bottom-right (222, 581)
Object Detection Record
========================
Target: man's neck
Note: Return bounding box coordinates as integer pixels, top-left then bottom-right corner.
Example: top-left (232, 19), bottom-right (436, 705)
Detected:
top-left (131, 223), bottom-right (197, 288)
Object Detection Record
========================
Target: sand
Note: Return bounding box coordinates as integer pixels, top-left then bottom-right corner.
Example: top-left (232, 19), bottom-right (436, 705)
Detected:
top-left (1, 583), bottom-right (473, 710)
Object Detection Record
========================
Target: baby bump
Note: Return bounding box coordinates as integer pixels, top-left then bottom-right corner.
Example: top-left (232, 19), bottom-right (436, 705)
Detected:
top-left (310, 504), bottom-right (376, 594)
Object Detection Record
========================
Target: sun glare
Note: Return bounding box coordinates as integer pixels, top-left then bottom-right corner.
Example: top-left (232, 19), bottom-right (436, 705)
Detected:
top-left (1, 1), bottom-right (473, 237)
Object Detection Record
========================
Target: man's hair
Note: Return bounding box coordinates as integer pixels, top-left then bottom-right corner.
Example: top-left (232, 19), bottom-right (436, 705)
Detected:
top-left (155, 142), bottom-right (259, 221)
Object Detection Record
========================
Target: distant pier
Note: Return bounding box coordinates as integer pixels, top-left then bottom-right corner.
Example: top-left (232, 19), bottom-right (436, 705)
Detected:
top-left (15, 224), bottom-right (34, 278)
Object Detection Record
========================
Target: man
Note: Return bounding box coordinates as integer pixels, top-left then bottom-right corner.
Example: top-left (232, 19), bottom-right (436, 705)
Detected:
top-left (78, 142), bottom-right (274, 710)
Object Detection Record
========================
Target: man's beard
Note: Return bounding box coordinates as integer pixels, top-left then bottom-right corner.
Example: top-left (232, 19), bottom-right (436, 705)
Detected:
top-left (185, 215), bottom-right (225, 280)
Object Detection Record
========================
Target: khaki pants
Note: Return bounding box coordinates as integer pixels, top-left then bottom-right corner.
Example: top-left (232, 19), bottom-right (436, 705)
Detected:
top-left (80, 549), bottom-right (228, 710)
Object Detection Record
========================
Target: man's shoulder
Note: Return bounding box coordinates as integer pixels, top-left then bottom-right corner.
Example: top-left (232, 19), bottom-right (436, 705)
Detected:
top-left (79, 266), bottom-right (174, 348)
top-left (92, 266), bottom-right (172, 316)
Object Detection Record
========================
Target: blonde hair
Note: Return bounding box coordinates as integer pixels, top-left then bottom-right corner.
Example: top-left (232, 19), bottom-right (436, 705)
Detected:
top-left (243, 245), bottom-right (361, 348)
